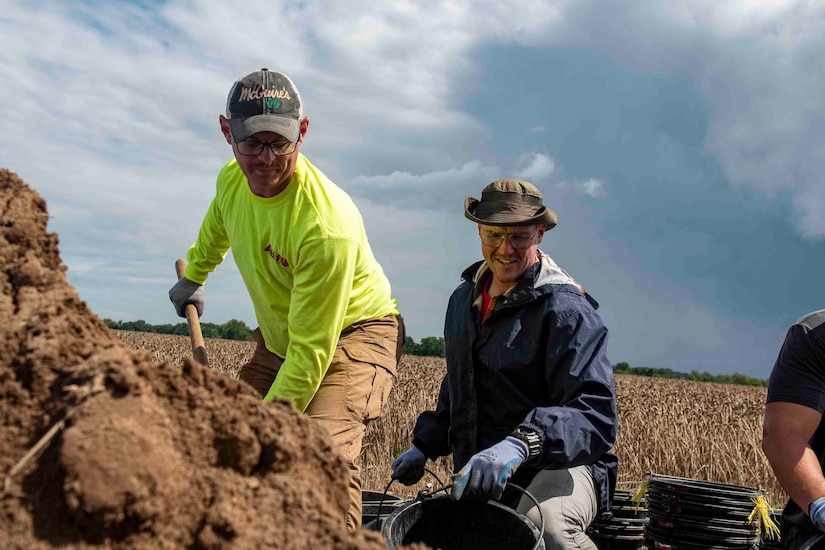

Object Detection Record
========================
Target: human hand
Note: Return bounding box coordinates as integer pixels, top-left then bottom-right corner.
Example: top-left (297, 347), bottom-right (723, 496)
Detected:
top-left (168, 277), bottom-right (204, 317)
top-left (391, 446), bottom-right (427, 485)
top-left (451, 436), bottom-right (528, 501)
top-left (810, 496), bottom-right (825, 532)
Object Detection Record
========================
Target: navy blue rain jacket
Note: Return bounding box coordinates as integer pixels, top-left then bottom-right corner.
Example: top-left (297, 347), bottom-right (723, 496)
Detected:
top-left (412, 253), bottom-right (618, 511)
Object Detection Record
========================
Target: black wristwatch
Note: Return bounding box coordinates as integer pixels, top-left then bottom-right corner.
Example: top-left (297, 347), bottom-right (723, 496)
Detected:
top-left (511, 426), bottom-right (542, 460)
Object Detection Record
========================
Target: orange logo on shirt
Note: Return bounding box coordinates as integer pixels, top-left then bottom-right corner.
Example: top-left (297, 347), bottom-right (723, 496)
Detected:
top-left (264, 244), bottom-right (289, 267)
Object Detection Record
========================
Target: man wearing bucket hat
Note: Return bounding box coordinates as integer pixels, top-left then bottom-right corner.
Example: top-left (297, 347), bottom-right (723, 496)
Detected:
top-left (168, 68), bottom-right (404, 530)
top-left (392, 179), bottom-right (618, 549)
top-left (762, 310), bottom-right (825, 549)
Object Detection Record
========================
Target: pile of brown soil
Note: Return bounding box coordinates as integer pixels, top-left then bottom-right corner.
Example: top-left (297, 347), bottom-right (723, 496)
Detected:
top-left (0, 167), bottom-right (390, 549)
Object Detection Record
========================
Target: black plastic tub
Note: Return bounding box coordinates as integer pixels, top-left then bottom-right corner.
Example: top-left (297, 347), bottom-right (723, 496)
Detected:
top-left (381, 496), bottom-right (545, 550)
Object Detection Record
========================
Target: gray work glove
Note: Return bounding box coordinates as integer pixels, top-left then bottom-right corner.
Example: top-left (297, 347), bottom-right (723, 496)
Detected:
top-left (168, 276), bottom-right (204, 317)
top-left (451, 437), bottom-right (528, 501)
top-left (811, 496), bottom-right (825, 533)
top-left (391, 446), bottom-right (427, 485)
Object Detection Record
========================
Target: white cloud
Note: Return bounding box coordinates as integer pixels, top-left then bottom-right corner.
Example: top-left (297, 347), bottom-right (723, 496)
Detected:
top-left (345, 160), bottom-right (501, 212)
top-left (557, 178), bottom-right (607, 199)
top-left (6, 0), bottom-right (822, 236)
top-left (668, 0), bottom-right (824, 45)
top-left (515, 152), bottom-right (556, 183)
top-left (793, 182), bottom-right (825, 239)
top-left (513, 153), bottom-right (606, 198)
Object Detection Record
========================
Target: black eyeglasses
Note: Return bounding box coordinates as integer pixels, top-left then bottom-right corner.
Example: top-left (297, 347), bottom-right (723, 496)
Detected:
top-left (479, 229), bottom-right (540, 249)
top-left (236, 138), bottom-right (298, 157)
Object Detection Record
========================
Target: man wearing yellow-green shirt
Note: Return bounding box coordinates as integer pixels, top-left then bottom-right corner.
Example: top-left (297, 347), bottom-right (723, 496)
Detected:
top-left (168, 68), bottom-right (404, 529)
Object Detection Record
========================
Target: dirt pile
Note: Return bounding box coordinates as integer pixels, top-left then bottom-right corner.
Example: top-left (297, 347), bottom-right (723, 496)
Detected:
top-left (0, 167), bottom-right (388, 549)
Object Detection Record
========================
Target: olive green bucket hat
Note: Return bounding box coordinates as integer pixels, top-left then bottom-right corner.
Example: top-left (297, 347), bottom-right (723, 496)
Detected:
top-left (464, 179), bottom-right (558, 228)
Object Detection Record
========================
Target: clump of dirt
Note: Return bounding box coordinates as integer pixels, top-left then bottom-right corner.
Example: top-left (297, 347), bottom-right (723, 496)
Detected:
top-left (0, 167), bottom-right (389, 549)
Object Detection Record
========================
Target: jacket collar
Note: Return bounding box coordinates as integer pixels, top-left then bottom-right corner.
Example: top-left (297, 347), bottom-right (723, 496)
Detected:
top-left (462, 250), bottom-right (581, 307)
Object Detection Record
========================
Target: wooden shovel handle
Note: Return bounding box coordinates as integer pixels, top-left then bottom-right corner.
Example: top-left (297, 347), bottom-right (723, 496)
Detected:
top-left (175, 258), bottom-right (209, 366)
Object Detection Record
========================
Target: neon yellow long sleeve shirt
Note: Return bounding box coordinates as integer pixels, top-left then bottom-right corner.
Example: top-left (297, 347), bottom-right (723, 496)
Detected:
top-left (184, 154), bottom-right (399, 411)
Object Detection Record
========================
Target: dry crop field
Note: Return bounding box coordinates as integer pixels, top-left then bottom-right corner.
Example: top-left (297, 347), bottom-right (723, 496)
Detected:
top-left (114, 330), bottom-right (784, 506)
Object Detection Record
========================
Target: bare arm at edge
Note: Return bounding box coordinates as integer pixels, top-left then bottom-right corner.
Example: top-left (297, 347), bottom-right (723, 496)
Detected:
top-left (763, 401), bottom-right (825, 514)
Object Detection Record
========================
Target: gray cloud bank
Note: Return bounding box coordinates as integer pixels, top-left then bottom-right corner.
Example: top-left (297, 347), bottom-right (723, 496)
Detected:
top-left (1, 0), bottom-right (822, 378)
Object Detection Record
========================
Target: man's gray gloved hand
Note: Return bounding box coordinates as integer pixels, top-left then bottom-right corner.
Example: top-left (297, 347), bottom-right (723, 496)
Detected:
top-left (169, 276), bottom-right (204, 317)
top-left (391, 446), bottom-right (427, 485)
top-left (810, 496), bottom-right (825, 532)
top-left (451, 436), bottom-right (528, 501)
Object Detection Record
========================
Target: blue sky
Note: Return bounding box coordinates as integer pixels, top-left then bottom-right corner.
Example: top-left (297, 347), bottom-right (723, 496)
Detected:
top-left (1, 0), bottom-right (823, 379)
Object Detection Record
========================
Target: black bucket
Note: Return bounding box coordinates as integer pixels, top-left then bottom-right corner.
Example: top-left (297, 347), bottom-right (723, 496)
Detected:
top-left (381, 495), bottom-right (546, 550)
top-left (361, 490), bottom-right (405, 532)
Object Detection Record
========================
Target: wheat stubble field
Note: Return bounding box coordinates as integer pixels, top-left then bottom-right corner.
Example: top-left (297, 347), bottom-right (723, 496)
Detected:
top-left (114, 330), bottom-right (784, 507)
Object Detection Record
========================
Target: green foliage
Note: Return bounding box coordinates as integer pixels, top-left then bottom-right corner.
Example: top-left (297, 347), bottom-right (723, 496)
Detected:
top-left (103, 318), bottom-right (253, 341)
top-left (403, 335), bottom-right (446, 357)
top-left (612, 362), bottom-right (767, 387)
top-left (219, 319), bottom-right (253, 341)
top-left (104, 318), bottom-right (442, 355)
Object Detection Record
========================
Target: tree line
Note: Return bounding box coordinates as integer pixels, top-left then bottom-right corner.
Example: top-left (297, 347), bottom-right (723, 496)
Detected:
top-left (103, 319), bottom-right (447, 357)
top-left (611, 362), bottom-right (768, 387)
top-left (103, 320), bottom-right (768, 385)
top-left (103, 318), bottom-right (253, 341)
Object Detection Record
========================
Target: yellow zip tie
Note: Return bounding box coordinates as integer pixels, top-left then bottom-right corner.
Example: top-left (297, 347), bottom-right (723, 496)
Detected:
top-left (631, 479), bottom-right (649, 511)
top-left (749, 495), bottom-right (781, 541)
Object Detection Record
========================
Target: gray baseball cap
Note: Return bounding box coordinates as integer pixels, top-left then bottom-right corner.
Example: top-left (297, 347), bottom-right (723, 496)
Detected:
top-left (225, 68), bottom-right (303, 143)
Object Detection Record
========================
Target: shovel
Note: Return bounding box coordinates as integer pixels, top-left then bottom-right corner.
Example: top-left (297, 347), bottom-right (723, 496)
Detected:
top-left (175, 258), bottom-right (209, 366)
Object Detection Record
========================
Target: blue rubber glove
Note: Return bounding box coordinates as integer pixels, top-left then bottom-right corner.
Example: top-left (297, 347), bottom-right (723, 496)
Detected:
top-left (451, 436), bottom-right (528, 501)
top-left (168, 277), bottom-right (205, 317)
top-left (810, 496), bottom-right (825, 532)
top-left (391, 446), bottom-right (427, 485)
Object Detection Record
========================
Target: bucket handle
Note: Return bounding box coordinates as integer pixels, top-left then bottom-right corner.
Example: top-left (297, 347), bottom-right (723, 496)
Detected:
top-left (369, 468), bottom-right (444, 527)
top-left (505, 482), bottom-right (546, 550)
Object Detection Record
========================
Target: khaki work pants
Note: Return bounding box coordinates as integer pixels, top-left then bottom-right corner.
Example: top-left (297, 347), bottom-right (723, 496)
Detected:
top-left (516, 465), bottom-right (600, 550)
top-left (238, 316), bottom-right (405, 530)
